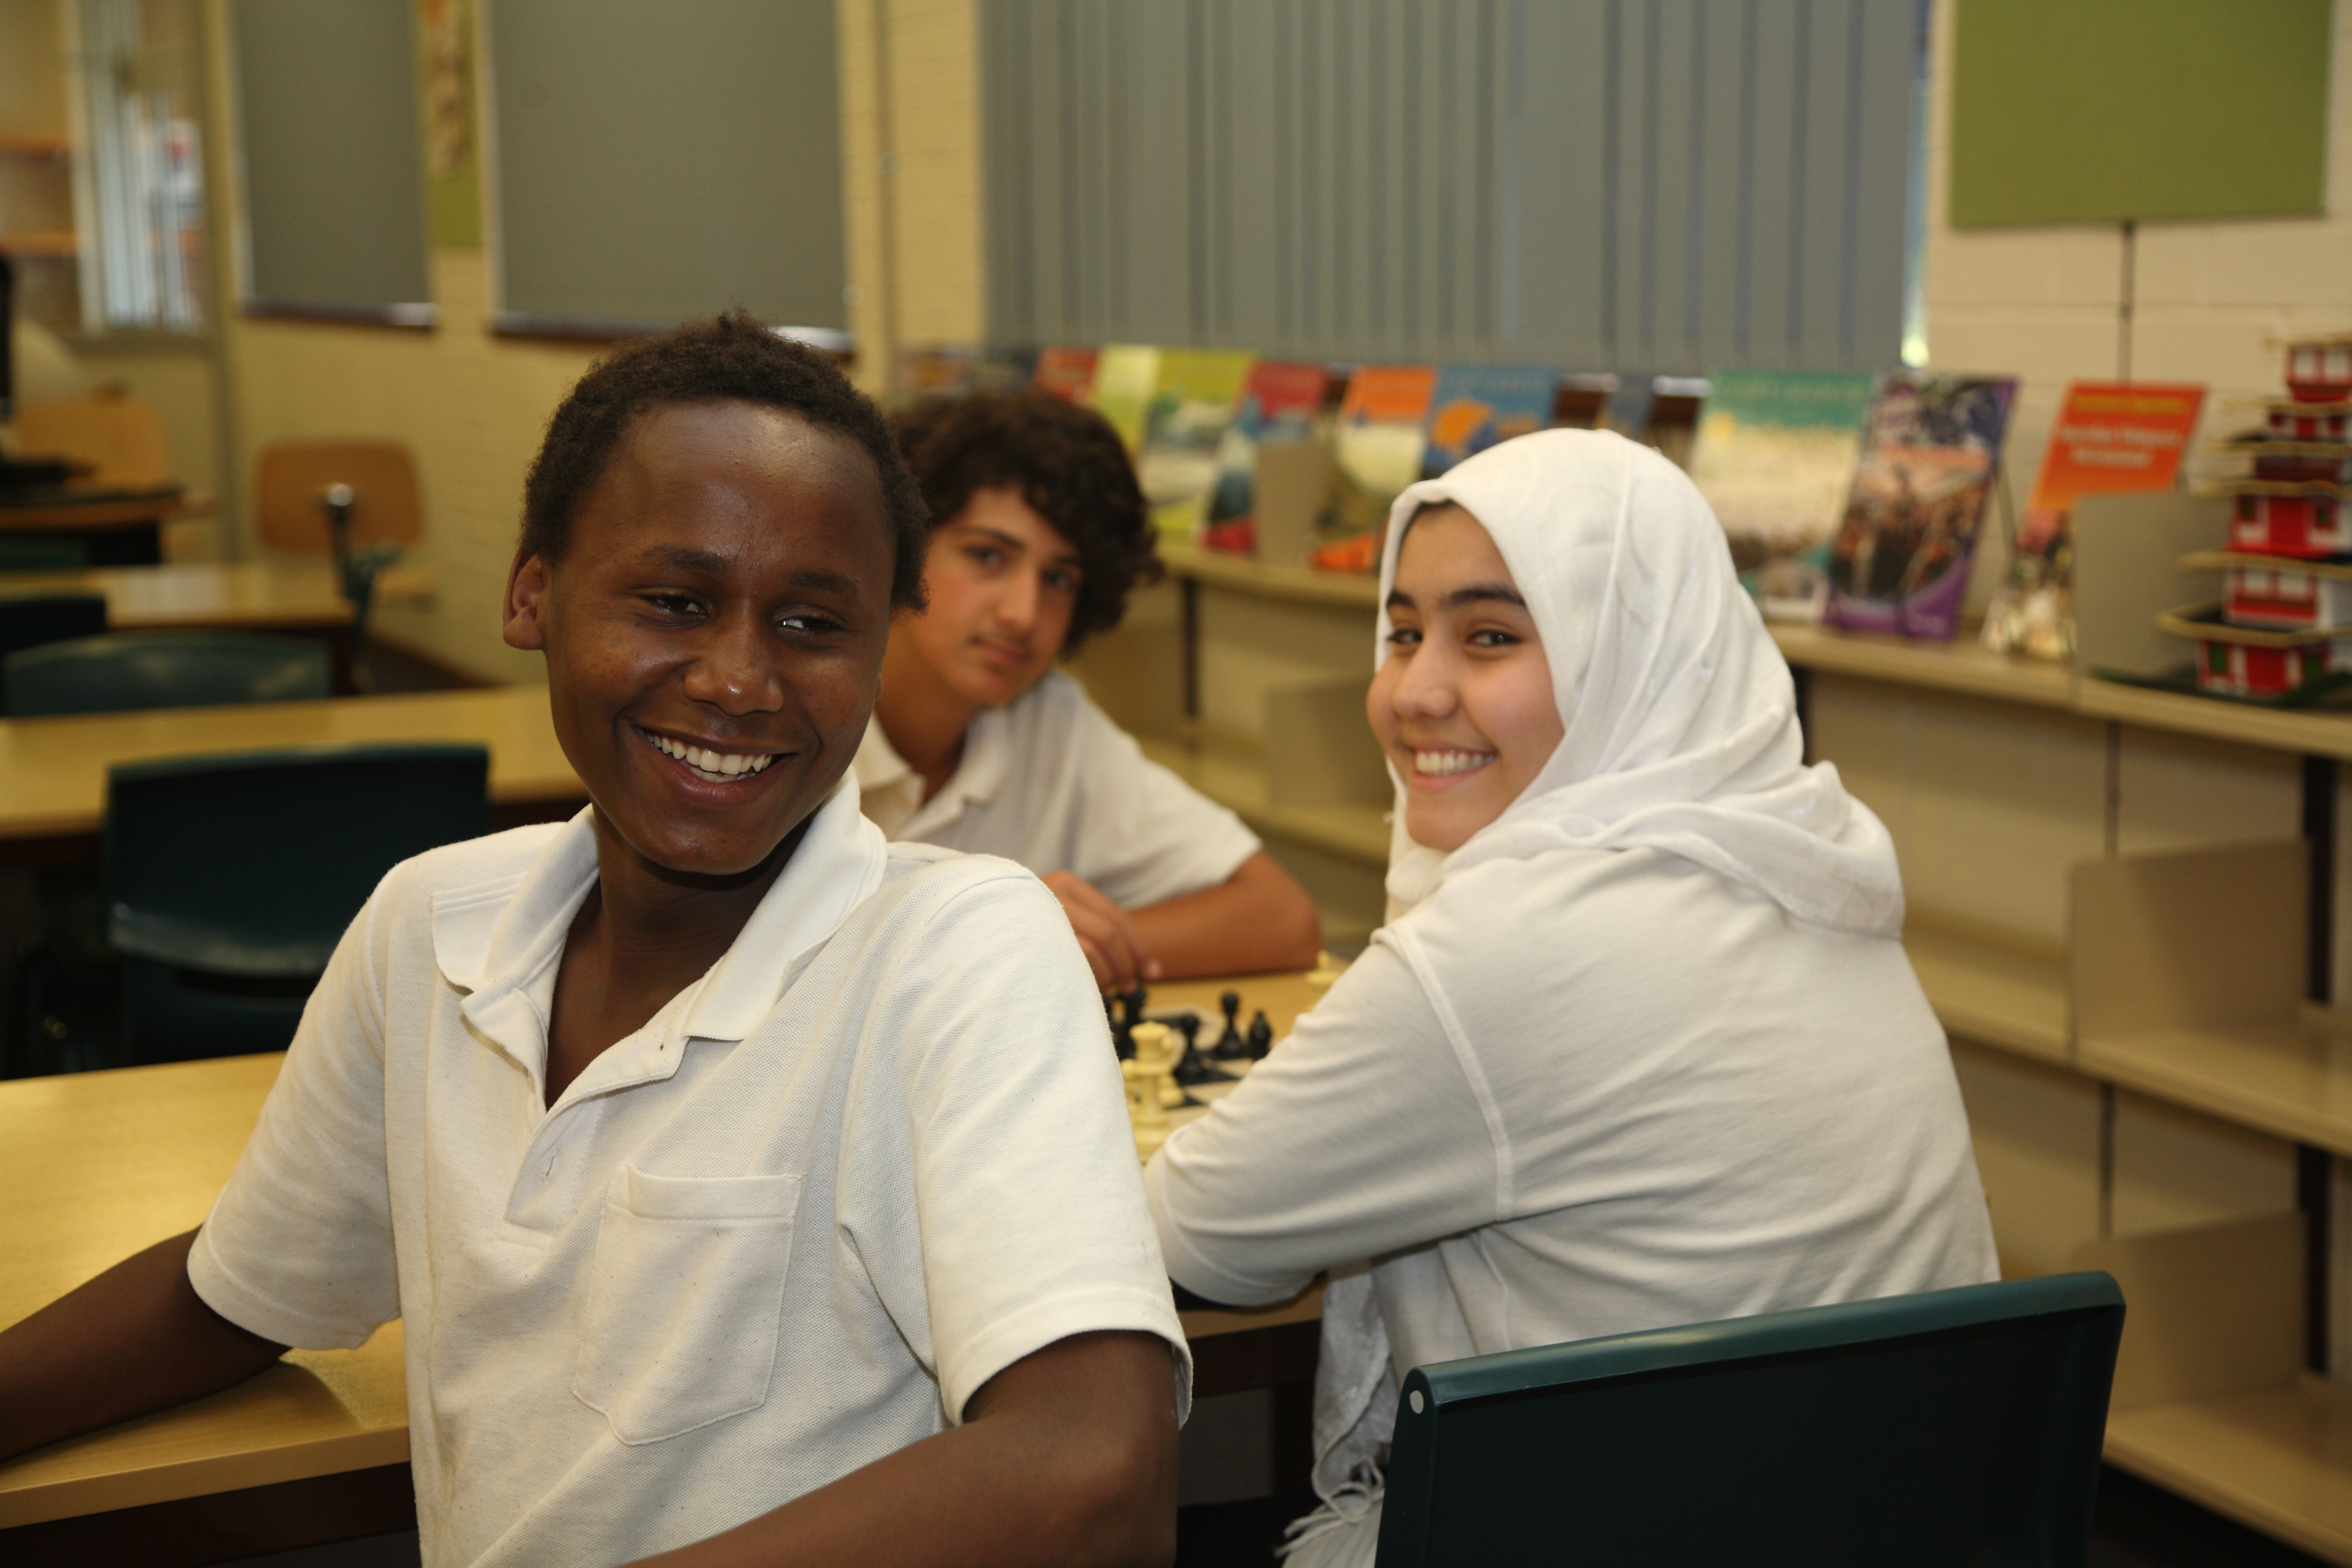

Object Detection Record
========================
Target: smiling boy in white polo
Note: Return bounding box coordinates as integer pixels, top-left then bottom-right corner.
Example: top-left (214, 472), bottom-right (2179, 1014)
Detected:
top-left (0, 317), bottom-right (1188, 1568)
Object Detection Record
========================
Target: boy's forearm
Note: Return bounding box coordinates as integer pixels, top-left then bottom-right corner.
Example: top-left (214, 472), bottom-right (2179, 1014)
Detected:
top-left (0, 1229), bottom-right (288, 1464)
top-left (628, 1331), bottom-right (1178, 1568)
top-left (1130, 851), bottom-right (1322, 981)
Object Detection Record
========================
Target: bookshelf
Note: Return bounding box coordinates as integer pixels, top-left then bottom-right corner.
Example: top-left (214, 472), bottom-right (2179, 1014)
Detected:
top-left (1110, 544), bottom-right (2352, 1561)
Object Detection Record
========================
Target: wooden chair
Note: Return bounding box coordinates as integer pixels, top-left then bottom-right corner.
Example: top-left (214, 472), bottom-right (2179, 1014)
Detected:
top-left (13, 393), bottom-right (174, 491)
top-left (255, 440), bottom-right (423, 688)
top-left (254, 439), bottom-right (422, 555)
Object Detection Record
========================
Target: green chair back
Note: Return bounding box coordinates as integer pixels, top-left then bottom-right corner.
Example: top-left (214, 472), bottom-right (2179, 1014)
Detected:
top-left (5, 629), bottom-right (330, 716)
top-left (0, 593), bottom-right (108, 662)
top-left (0, 538), bottom-right (93, 572)
top-left (1377, 1272), bottom-right (2125, 1568)
top-left (105, 744), bottom-right (490, 1060)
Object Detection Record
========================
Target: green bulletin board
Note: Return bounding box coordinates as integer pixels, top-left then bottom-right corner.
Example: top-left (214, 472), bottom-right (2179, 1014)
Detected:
top-left (1950, 0), bottom-right (2332, 227)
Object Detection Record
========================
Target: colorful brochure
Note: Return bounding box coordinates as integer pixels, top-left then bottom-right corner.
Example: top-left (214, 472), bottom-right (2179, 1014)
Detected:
top-left (1421, 365), bottom-right (1556, 477)
top-left (1687, 369), bottom-right (1875, 623)
top-left (1823, 374), bottom-right (2019, 641)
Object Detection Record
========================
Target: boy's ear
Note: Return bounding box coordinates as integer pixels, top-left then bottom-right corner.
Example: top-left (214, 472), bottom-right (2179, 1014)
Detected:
top-left (503, 549), bottom-right (551, 652)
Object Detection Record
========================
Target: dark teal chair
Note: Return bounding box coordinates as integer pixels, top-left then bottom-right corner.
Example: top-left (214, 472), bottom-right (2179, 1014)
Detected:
top-left (0, 592), bottom-right (108, 662)
top-left (106, 744), bottom-right (490, 1062)
top-left (1377, 1273), bottom-right (2125, 1567)
top-left (0, 538), bottom-right (93, 572)
top-left (5, 629), bottom-right (330, 715)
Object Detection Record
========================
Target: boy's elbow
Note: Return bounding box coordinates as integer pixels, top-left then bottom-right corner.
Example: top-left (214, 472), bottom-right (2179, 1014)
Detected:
top-left (1056, 1399), bottom-right (1178, 1568)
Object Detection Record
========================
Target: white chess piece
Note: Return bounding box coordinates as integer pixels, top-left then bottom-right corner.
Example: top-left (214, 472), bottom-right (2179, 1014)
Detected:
top-left (1123, 1056), bottom-right (1170, 1161)
top-left (1131, 1021), bottom-right (1184, 1109)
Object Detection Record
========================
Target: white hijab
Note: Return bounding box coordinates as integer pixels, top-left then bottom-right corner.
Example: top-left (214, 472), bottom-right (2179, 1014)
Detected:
top-left (1377, 428), bottom-right (1902, 938)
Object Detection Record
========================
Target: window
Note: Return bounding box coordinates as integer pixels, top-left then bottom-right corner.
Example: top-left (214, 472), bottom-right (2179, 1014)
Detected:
top-left (71, 0), bottom-right (208, 333)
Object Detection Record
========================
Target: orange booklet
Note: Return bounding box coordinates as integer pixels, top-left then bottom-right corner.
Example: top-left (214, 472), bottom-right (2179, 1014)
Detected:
top-left (2020, 382), bottom-right (2204, 557)
top-left (1984, 381), bottom-right (2204, 659)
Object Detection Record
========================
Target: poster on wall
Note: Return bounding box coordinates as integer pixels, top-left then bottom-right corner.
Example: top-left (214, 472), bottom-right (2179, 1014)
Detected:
top-left (418, 0), bottom-right (481, 250)
top-left (1824, 374), bottom-right (2019, 641)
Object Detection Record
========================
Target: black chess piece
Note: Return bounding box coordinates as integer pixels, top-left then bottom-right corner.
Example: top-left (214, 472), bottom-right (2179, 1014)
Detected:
top-left (1209, 989), bottom-right (1247, 1059)
top-left (1246, 1009), bottom-right (1273, 1060)
top-left (1119, 986), bottom-right (1147, 1037)
top-left (1107, 993), bottom-right (1134, 1060)
top-left (1171, 1013), bottom-right (1222, 1086)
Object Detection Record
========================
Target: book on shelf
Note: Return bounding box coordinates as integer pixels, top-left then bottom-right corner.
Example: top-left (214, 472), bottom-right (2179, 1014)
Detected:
top-left (1135, 348), bottom-right (1258, 545)
top-left (1823, 373), bottom-right (2019, 641)
top-left (1032, 346), bottom-right (1100, 402)
top-left (1085, 344), bottom-right (1163, 455)
top-left (1201, 359), bottom-right (1329, 558)
top-left (1983, 381), bottom-right (2204, 660)
top-left (1687, 368), bottom-right (1875, 624)
top-left (1313, 365), bottom-right (1437, 572)
top-left (1420, 364), bottom-right (1557, 477)
top-left (891, 345), bottom-right (1035, 403)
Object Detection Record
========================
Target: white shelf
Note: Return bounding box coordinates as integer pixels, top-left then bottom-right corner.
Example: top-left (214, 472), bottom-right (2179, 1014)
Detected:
top-left (2079, 1007), bottom-right (2352, 1159)
top-left (1903, 919), bottom-right (2070, 1067)
top-left (2106, 1378), bottom-right (2352, 1566)
top-left (1139, 733), bottom-right (1390, 865)
top-left (1770, 623), bottom-right (2079, 710)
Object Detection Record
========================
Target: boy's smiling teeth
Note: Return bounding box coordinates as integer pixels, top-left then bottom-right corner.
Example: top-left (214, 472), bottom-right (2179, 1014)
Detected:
top-left (1412, 748), bottom-right (1495, 776)
top-left (641, 727), bottom-right (777, 781)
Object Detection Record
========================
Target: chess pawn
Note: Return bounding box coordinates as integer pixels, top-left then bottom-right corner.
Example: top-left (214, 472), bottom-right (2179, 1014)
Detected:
top-left (1123, 1058), bottom-right (1170, 1160)
top-left (1305, 951), bottom-right (1345, 992)
top-left (1209, 989), bottom-right (1247, 1059)
top-left (1131, 1020), bottom-right (1185, 1109)
top-left (1246, 1009), bottom-right (1273, 1060)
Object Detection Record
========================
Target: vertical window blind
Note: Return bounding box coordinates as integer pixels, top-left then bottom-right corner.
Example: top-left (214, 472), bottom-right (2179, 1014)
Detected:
top-left (980, 0), bottom-right (1920, 374)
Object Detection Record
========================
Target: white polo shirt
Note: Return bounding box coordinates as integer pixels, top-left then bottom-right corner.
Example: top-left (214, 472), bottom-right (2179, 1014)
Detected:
top-left (856, 669), bottom-right (1262, 909)
top-left (188, 781), bottom-right (1188, 1568)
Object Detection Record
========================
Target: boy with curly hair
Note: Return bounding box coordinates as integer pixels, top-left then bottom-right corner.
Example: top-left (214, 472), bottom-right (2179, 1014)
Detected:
top-left (870, 392), bottom-right (1321, 990)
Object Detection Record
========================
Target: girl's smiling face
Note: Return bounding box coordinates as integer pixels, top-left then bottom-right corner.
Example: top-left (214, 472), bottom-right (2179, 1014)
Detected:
top-left (1368, 503), bottom-right (1565, 853)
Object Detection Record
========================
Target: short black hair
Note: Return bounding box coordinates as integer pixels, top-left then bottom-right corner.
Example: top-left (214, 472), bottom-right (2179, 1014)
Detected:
top-left (520, 311), bottom-right (929, 612)
top-left (891, 390), bottom-right (1160, 653)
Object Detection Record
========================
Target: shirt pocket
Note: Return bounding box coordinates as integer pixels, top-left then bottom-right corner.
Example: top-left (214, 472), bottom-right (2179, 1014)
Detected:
top-left (572, 1164), bottom-right (803, 1445)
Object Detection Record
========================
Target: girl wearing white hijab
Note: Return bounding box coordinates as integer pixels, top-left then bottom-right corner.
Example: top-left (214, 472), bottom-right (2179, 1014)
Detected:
top-left (1143, 429), bottom-right (1997, 1566)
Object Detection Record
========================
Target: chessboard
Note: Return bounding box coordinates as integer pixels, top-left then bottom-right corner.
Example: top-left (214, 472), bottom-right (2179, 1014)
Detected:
top-left (1117, 956), bottom-right (1344, 1159)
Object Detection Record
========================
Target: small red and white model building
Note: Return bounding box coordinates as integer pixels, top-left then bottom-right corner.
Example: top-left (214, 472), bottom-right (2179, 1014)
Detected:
top-left (2180, 551), bottom-right (2352, 631)
top-left (2227, 485), bottom-right (2352, 557)
top-left (2167, 335), bottom-right (2352, 698)
top-left (2285, 336), bottom-right (2352, 402)
top-left (2158, 605), bottom-right (2352, 699)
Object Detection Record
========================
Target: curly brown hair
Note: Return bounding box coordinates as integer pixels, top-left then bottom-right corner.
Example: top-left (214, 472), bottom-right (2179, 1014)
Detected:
top-left (890, 391), bottom-right (1161, 653)
top-left (519, 312), bottom-right (930, 612)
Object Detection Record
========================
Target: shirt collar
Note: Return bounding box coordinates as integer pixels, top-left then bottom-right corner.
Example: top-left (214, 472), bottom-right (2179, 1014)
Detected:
top-left (431, 773), bottom-right (889, 1077)
top-left (878, 705), bottom-right (1011, 837)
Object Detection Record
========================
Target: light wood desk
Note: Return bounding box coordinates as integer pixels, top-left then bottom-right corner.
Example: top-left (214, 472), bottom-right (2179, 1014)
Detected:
top-left (0, 561), bottom-right (435, 633)
top-left (0, 968), bottom-right (1336, 1542)
top-left (0, 684), bottom-right (584, 846)
top-left (0, 1056), bottom-right (407, 1535)
top-left (0, 490), bottom-right (208, 566)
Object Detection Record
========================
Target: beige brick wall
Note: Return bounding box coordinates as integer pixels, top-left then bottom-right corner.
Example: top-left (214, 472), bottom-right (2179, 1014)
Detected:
top-left (1922, 0), bottom-right (2352, 500)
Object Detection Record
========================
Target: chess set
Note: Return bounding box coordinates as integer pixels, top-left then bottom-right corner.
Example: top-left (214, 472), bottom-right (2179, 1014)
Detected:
top-left (1110, 986), bottom-right (1272, 1160)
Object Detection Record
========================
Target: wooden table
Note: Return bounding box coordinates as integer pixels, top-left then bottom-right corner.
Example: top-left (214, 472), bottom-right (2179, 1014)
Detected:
top-left (0, 967), bottom-right (1336, 1559)
top-left (0, 491), bottom-right (206, 566)
top-left (0, 685), bottom-right (585, 855)
top-left (0, 561), bottom-right (435, 633)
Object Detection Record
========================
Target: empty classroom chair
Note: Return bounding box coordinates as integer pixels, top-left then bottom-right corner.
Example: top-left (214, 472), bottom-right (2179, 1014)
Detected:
top-left (0, 592), bottom-right (108, 712)
top-left (0, 538), bottom-right (93, 572)
top-left (4, 629), bottom-right (331, 716)
top-left (1376, 1273), bottom-right (2125, 1568)
top-left (106, 744), bottom-right (491, 1062)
